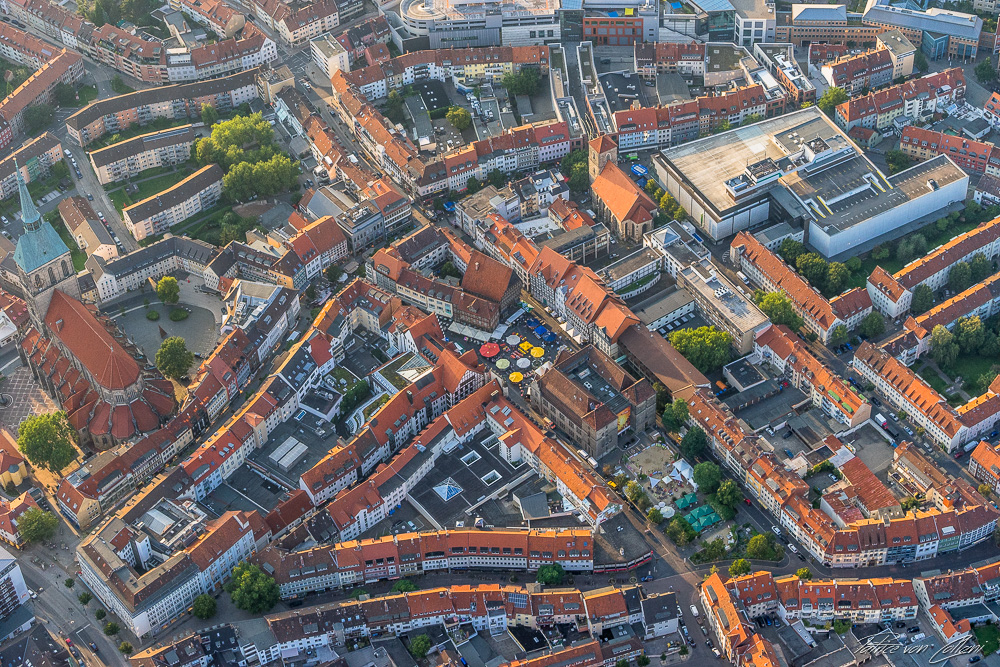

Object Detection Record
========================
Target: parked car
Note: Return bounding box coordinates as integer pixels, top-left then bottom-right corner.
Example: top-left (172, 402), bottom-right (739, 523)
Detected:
top-left (771, 525), bottom-right (782, 536)
top-left (690, 605), bottom-right (699, 618)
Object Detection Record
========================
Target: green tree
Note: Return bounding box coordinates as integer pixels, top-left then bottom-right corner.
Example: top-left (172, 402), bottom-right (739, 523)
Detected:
top-left (665, 516), bottom-right (696, 545)
top-left (192, 594), bottom-right (217, 619)
top-left (466, 176), bottom-right (482, 194)
top-left (410, 635), bottom-right (432, 659)
top-left (885, 150), bottom-right (912, 175)
top-left (817, 87), bottom-right (848, 117)
top-left (226, 562), bottom-right (279, 614)
top-left (859, 312), bottom-right (885, 339)
top-left (661, 398), bottom-right (689, 432)
top-left (955, 316), bottom-right (985, 354)
top-left (715, 479), bottom-right (743, 510)
top-left (624, 480), bottom-right (645, 504)
top-left (17, 412), bottom-right (75, 473)
top-left (156, 336), bottom-right (194, 381)
top-left (501, 68), bottom-right (541, 96)
top-left (616, 660), bottom-right (628, 667)
top-left (830, 325), bottom-right (848, 347)
top-left (755, 291), bottom-right (804, 330)
top-left (970, 253), bottom-right (993, 283)
top-left (23, 103), bottom-right (54, 133)
top-left (440, 261), bottom-right (462, 279)
top-left (4, 481), bottom-right (15, 496)
top-left (976, 59), bottom-right (997, 84)
top-left (17, 508), bottom-right (59, 543)
top-left (561, 149), bottom-right (589, 193)
top-left (446, 106), bottom-right (472, 131)
top-left (487, 170), bottom-right (506, 188)
top-left (54, 83), bottom-right (76, 107)
top-left (949, 262), bottom-right (973, 293)
top-left (645, 179), bottom-right (660, 196)
top-left (825, 262), bottom-right (849, 295)
top-left (78, 592), bottom-right (92, 605)
top-left (647, 507), bottom-right (664, 524)
top-left (537, 563), bottom-right (565, 585)
top-left (693, 462), bottom-right (722, 493)
top-left (659, 191), bottom-right (675, 212)
top-left (95, 609), bottom-right (106, 620)
top-left (392, 579), bottom-right (418, 593)
top-left (914, 50), bottom-right (928, 71)
top-left (104, 622), bottom-right (119, 636)
top-left (668, 326), bottom-right (732, 373)
top-left (778, 238), bottom-right (807, 265)
top-left (871, 244), bottom-right (891, 261)
top-left (325, 265), bottom-right (343, 283)
top-left (833, 619), bottom-right (851, 634)
top-left (930, 325), bottom-right (959, 370)
top-left (385, 90), bottom-right (405, 124)
top-left (910, 284), bottom-right (935, 315)
top-left (796, 568), bottom-right (812, 580)
top-left (200, 103), bottom-right (219, 127)
top-left (680, 426), bottom-right (708, 461)
top-left (979, 483), bottom-right (992, 497)
top-left (637, 656), bottom-right (650, 667)
top-left (120, 642), bottom-right (134, 655)
top-left (795, 252), bottom-right (829, 288)
top-left (845, 256), bottom-right (862, 273)
top-left (745, 534), bottom-right (779, 560)
top-left (156, 276), bottom-right (180, 304)
top-left (729, 558), bottom-right (751, 577)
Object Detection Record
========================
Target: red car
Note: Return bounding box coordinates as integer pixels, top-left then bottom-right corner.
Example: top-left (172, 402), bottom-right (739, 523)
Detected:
top-left (954, 452), bottom-right (964, 460)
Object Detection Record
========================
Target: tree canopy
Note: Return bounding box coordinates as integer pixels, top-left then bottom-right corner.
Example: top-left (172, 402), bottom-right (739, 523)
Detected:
top-left (226, 562), bottom-right (279, 614)
top-left (17, 412), bottom-right (75, 473)
top-left (746, 534), bottom-right (781, 560)
top-left (693, 462), bottom-right (722, 494)
top-left (930, 324), bottom-right (959, 370)
top-left (714, 479), bottom-right (743, 511)
top-left (796, 568), bottom-right (812, 580)
top-left (501, 68), bottom-right (541, 97)
top-left (17, 507), bottom-right (59, 543)
top-left (192, 594), bottom-right (217, 619)
top-left (662, 398), bottom-right (689, 432)
top-left (910, 284), bottom-right (934, 315)
top-left (729, 558), bottom-right (751, 577)
top-left (392, 579), bottom-right (418, 593)
top-left (410, 635), bottom-right (432, 659)
top-left (156, 276), bottom-right (180, 304)
top-left (755, 291), bottom-right (804, 330)
top-left (196, 113), bottom-right (299, 201)
top-left (669, 326), bottom-right (732, 372)
top-left (200, 103), bottom-right (219, 127)
top-left (817, 87), bottom-right (848, 117)
top-left (680, 426), bottom-right (708, 461)
top-left (560, 149), bottom-right (589, 192)
top-left (156, 336), bottom-right (194, 381)
top-left (885, 150), bottom-right (912, 175)
top-left (536, 563), bottom-right (565, 585)
top-left (446, 106), bottom-right (472, 131)
top-left (859, 312), bottom-right (885, 339)
top-left (24, 103), bottom-right (54, 133)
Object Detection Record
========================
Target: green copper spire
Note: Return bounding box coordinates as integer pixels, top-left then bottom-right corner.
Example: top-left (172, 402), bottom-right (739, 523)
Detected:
top-left (14, 159), bottom-right (40, 232)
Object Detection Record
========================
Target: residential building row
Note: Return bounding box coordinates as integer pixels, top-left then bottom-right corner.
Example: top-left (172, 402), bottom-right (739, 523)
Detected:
top-left (865, 215), bottom-right (1000, 319)
top-left (122, 164), bottom-right (224, 241)
top-left (65, 67), bottom-right (261, 146)
top-left (249, 0), bottom-right (366, 45)
top-left (898, 125), bottom-right (998, 176)
top-left (88, 125), bottom-right (197, 185)
top-left (4, 0), bottom-right (276, 84)
top-left (0, 48), bottom-right (82, 139)
top-left (834, 68), bottom-right (966, 132)
top-left (819, 29), bottom-right (915, 95)
top-left (730, 231), bottom-right (873, 344)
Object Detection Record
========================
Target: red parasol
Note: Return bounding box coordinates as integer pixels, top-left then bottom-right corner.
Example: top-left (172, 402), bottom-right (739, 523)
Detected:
top-left (479, 342), bottom-right (500, 358)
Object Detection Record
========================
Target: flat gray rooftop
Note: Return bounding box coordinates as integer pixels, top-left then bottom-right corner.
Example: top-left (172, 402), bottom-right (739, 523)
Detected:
top-left (660, 108), bottom-right (842, 215)
top-left (793, 154), bottom-right (966, 234)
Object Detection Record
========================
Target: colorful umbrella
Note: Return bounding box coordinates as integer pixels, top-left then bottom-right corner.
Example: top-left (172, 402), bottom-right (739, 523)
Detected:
top-left (531, 346), bottom-right (544, 358)
top-left (479, 342), bottom-right (500, 357)
top-left (519, 341), bottom-right (533, 352)
top-left (496, 359), bottom-right (510, 370)
top-left (534, 326), bottom-right (547, 336)
top-left (506, 335), bottom-right (520, 346)
top-left (509, 372), bottom-right (524, 383)
top-left (517, 357), bottom-right (531, 369)
top-left (543, 333), bottom-right (558, 343)
top-left (526, 318), bottom-right (540, 328)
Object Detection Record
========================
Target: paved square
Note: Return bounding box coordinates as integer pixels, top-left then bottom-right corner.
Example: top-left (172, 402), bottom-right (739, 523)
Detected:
top-left (0, 367), bottom-right (57, 436)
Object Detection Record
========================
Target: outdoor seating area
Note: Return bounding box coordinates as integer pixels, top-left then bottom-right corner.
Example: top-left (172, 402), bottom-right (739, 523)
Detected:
top-left (686, 504), bottom-right (722, 532)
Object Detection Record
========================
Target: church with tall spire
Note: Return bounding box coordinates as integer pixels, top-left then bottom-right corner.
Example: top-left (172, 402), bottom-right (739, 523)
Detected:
top-left (12, 159), bottom-right (81, 328)
top-left (14, 161), bottom-right (176, 449)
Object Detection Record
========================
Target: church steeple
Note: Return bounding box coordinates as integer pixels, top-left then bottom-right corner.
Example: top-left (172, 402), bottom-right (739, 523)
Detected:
top-left (14, 159), bottom-right (41, 232)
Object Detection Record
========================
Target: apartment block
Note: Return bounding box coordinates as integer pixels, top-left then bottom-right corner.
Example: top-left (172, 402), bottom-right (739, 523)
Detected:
top-left (123, 165), bottom-right (223, 240)
top-left (89, 125), bottom-right (196, 185)
top-left (0, 49), bottom-right (83, 137)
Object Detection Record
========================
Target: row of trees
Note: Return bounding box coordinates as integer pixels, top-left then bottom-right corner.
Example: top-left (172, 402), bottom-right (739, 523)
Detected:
top-left (643, 180), bottom-right (688, 225)
top-left (560, 149), bottom-right (589, 193)
top-left (777, 239), bottom-right (857, 297)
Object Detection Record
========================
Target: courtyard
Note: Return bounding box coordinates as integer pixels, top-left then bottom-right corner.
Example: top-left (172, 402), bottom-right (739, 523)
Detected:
top-left (113, 300), bottom-right (220, 368)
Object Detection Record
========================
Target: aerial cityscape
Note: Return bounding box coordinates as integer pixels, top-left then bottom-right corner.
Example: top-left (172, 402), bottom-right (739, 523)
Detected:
top-left (0, 0), bottom-right (999, 665)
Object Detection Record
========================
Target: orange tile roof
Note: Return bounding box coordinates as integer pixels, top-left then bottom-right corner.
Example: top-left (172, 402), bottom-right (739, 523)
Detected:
top-left (894, 215), bottom-right (1000, 289)
top-left (591, 162), bottom-right (656, 226)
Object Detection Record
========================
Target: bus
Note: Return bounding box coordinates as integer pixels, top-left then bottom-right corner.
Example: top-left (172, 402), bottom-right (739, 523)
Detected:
top-left (627, 153), bottom-right (639, 161)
